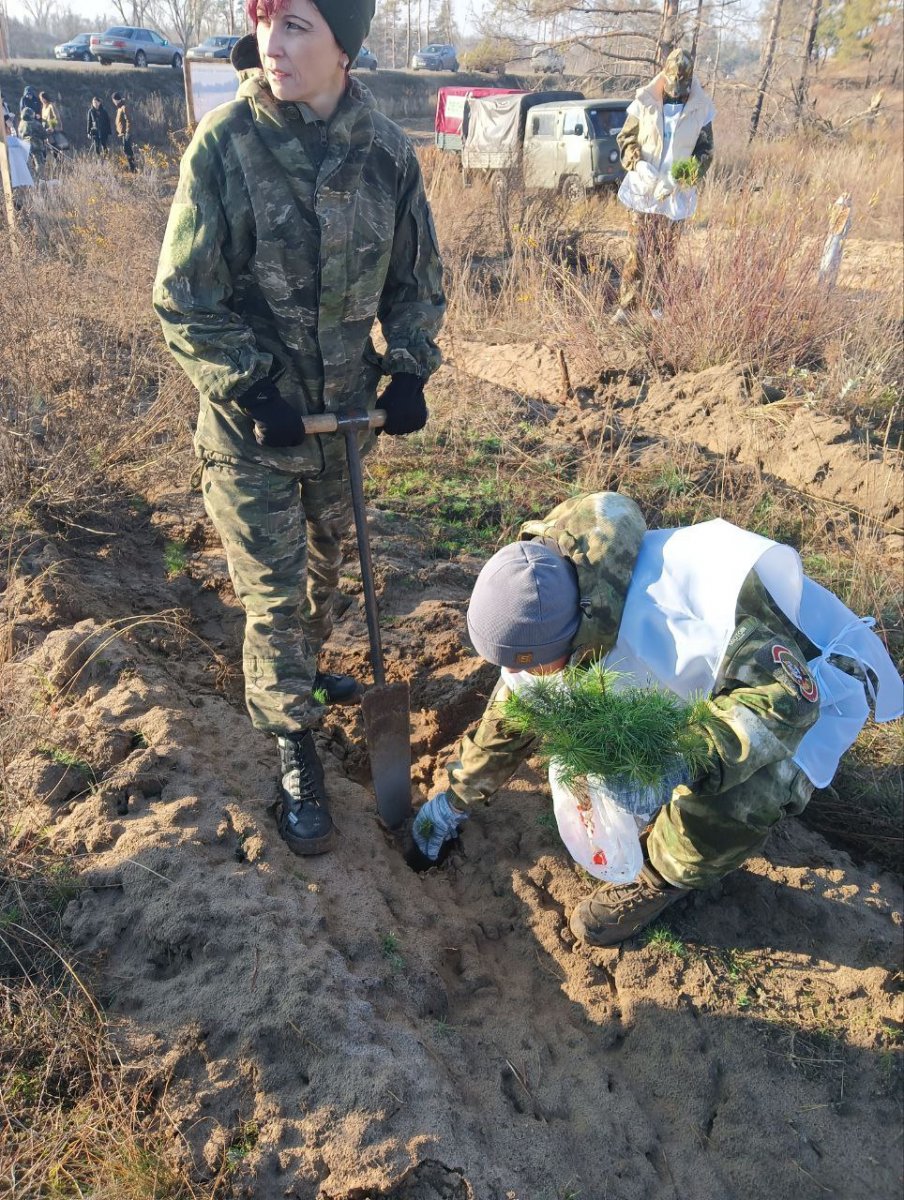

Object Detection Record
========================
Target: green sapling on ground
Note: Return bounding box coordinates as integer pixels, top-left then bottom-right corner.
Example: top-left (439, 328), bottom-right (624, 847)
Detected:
top-left (671, 157), bottom-right (701, 186)
top-left (501, 662), bottom-right (713, 790)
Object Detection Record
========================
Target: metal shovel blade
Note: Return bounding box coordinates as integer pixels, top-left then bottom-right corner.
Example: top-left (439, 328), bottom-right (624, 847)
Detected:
top-left (361, 680), bottom-right (412, 829)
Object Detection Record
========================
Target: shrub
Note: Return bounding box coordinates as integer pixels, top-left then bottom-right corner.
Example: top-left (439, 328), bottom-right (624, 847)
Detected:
top-left (643, 187), bottom-right (844, 374)
top-left (459, 38), bottom-right (519, 74)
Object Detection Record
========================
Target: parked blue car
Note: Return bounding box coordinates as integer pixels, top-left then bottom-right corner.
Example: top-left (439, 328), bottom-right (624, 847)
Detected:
top-left (54, 33), bottom-right (99, 61)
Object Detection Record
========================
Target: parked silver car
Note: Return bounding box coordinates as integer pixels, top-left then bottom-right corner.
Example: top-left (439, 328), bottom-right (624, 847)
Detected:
top-left (186, 35), bottom-right (240, 62)
top-left (411, 43), bottom-right (458, 72)
top-left (90, 27), bottom-right (183, 69)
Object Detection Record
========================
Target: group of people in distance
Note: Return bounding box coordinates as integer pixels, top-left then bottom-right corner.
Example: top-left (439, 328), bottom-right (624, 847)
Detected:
top-left (85, 92), bottom-right (136, 170)
top-left (3, 84), bottom-right (136, 181)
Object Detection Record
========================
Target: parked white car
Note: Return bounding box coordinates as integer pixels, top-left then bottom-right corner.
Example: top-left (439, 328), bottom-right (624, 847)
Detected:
top-left (531, 45), bottom-right (565, 73)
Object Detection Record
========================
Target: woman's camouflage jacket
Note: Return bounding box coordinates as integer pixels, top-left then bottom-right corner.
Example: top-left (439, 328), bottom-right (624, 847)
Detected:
top-left (154, 41), bottom-right (445, 473)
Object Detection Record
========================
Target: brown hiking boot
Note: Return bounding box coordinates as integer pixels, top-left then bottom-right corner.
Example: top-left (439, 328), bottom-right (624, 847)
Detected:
top-left (569, 863), bottom-right (689, 947)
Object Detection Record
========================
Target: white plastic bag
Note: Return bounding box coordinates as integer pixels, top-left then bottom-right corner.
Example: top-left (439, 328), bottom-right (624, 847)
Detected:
top-left (549, 763), bottom-right (645, 884)
top-left (499, 666), bottom-right (687, 883)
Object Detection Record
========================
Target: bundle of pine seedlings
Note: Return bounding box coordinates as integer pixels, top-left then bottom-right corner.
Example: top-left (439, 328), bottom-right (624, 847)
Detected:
top-left (671, 156), bottom-right (701, 186)
top-left (501, 662), bottom-right (713, 790)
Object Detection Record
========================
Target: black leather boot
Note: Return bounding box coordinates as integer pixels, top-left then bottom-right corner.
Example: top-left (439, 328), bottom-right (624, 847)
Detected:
top-left (276, 732), bottom-right (335, 855)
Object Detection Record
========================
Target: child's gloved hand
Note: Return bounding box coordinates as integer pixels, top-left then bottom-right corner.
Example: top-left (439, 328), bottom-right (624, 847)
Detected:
top-left (412, 792), bottom-right (468, 861)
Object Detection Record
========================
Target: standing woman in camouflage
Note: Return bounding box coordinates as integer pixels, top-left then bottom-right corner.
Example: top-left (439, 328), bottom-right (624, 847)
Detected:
top-left (154, 0), bottom-right (445, 855)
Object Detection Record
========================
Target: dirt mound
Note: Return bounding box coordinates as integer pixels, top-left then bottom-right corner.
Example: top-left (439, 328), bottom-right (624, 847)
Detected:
top-left (3, 481), bottom-right (902, 1199)
top-left (448, 341), bottom-right (903, 528)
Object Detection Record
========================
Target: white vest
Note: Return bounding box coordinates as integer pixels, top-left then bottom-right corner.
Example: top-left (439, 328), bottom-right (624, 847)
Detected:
top-left (618, 74), bottom-right (715, 221)
top-left (603, 519), bottom-right (903, 788)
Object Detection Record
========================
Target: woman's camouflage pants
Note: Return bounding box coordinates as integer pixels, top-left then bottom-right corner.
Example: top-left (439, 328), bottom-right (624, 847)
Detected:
top-left (201, 457), bottom-right (352, 735)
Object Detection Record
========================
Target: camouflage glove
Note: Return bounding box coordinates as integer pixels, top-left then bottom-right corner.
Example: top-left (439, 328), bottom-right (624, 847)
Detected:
top-left (623, 144), bottom-right (642, 171)
top-left (378, 374), bottom-right (428, 436)
top-left (236, 378), bottom-right (306, 449)
top-left (412, 792), bottom-right (468, 861)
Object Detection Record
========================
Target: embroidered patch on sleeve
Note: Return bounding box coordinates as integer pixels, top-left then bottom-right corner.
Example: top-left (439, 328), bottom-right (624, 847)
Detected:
top-left (770, 643), bottom-right (819, 702)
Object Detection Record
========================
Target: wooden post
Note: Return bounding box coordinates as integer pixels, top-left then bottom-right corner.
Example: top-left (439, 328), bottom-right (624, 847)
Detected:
top-left (819, 193), bottom-right (852, 289)
top-left (184, 57), bottom-right (197, 129)
top-left (0, 84), bottom-right (19, 252)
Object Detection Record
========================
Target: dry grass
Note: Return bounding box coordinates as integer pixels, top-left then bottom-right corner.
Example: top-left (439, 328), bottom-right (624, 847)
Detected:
top-left (0, 158), bottom-right (192, 533)
top-left (0, 843), bottom-right (222, 1198)
top-left (642, 193), bottom-right (843, 375)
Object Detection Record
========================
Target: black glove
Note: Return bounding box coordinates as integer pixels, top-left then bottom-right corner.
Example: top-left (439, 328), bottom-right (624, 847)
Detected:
top-left (236, 377), bottom-right (305, 449)
top-left (378, 373), bottom-right (428, 436)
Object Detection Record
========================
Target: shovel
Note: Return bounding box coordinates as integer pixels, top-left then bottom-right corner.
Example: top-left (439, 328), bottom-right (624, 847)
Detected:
top-left (302, 408), bottom-right (411, 830)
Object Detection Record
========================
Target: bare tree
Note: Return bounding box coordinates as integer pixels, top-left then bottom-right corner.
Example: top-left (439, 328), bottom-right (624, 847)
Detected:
top-left (212, 0), bottom-right (242, 35)
top-left (656, 0), bottom-right (680, 63)
top-left (0, 0), bottom-right (11, 59)
top-left (436, 0), bottom-right (455, 43)
top-left (478, 0), bottom-right (668, 80)
top-left (111, 0), bottom-right (154, 26)
top-left (749, 0), bottom-right (785, 142)
top-left (690, 0), bottom-right (705, 62)
top-left (793, 0), bottom-right (823, 121)
top-left (150, 0), bottom-right (213, 48)
top-left (18, 0), bottom-right (59, 30)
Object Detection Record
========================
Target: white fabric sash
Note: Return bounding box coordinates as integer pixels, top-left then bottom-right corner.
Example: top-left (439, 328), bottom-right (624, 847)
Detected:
top-left (618, 105), bottom-right (698, 221)
top-left (603, 519), bottom-right (903, 788)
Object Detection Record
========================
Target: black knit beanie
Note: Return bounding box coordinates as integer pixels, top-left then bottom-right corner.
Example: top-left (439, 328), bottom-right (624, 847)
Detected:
top-left (313, 0), bottom-right (375, 62)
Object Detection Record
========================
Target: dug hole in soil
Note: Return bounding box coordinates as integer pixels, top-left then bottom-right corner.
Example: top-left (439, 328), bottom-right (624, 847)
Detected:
top-left (3, 381), bottom-right (902, 1200)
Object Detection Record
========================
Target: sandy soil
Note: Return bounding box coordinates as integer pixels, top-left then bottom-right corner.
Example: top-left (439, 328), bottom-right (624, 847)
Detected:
top-left (446, 344), bottom-right (903, 529)
top-left (3, 388), bottom-right (902, 1198)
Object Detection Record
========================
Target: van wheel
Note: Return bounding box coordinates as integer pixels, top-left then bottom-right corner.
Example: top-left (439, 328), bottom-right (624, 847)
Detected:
top-left (135, 50), bottom-right (147, 67)
top-left (562, 176), bottom-right (584, 204)
top-left (99, 57), bottom-right (110, 65)
top-left (172, 53), bottom-right (183, 69)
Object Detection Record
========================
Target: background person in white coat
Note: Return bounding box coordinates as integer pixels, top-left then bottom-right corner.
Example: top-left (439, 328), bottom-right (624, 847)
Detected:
top-left (613, 48), bottom-right (715, 321)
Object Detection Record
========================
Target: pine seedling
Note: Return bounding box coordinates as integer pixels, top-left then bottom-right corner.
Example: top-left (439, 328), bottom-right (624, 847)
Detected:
top-left (671, 157), bottom-right (700, 186)
top-left (500, 662), bottom-right (713, 789)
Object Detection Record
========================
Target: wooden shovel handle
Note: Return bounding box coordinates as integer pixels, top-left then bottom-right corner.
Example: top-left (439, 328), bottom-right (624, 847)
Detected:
top-left (301, 409), bottom-right (387, 435)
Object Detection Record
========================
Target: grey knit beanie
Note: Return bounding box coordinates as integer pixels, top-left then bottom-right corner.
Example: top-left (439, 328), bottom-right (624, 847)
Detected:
top-left (467, 541), bottom-right (581, 669)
